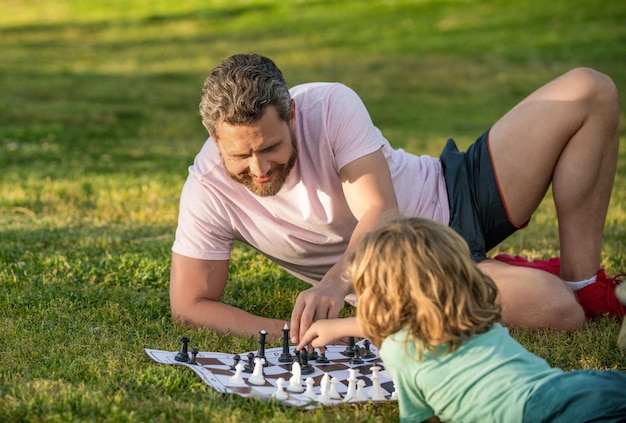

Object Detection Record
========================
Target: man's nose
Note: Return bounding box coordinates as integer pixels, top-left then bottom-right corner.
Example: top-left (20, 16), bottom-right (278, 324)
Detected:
top-left (249, 154), bottom-right (270, 177)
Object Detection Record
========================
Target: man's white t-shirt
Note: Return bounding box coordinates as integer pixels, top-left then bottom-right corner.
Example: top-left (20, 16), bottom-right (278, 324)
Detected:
top-left (173, 82), bottom-right (449, 284)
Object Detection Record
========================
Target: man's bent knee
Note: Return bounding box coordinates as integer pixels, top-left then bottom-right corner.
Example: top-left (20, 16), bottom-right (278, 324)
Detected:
top-left (565, 67), bottom-right (618, 109)
top-left (500, 294), bottom-right (585, 333)
top-left (480, 259), bottom-right (586, 332)
top-left (539, 299), bottom-right (585, 333)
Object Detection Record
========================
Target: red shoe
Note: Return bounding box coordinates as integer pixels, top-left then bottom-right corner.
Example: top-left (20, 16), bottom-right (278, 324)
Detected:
top-left (575, 270), bottom-right (625, 320)
top-left (493, 254), bottom-right (561, 276)
top-left (493, 255), bottom-right (625, 320)
top-left (616, 283), bottom-right (626, 350)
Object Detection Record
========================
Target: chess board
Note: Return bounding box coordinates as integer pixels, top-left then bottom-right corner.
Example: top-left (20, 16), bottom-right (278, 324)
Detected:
top-left (145, 341), bottom-right (396, 408)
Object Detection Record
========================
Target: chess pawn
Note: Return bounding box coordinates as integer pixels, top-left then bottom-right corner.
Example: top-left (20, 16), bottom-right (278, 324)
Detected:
top-left (350, 345), bottom-right (364, 364)
top-left (228, 362), bottom-right (247, 386)
top-left (356, 379), bottom-right (368, 401)
top-left (390, 382), bottom-right (399, 400)
top-left (230, 354), bottom-right (241, 370)
top-left (273, 377), bottom-right (289, 401)
top-left (243, 352), bottom-right (255, 373)
top-left (304, 377), bottom-right (317, 400)
top-left (188, 347), bottom-right (199, 365)
top-left (316, 348), bottom-right (330, 364)
top-left (328, 377), bottom-right (342, 400)
top-left (307, 348), bottom-right (319, 361)
top-left (299, 349), bottom-right (314, 375)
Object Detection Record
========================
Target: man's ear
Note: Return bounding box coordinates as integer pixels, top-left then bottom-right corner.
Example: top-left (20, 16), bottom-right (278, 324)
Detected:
top-left (289, 100), bottom-right (296, 131)
top-left (202, 121), bottom-right (216, 140)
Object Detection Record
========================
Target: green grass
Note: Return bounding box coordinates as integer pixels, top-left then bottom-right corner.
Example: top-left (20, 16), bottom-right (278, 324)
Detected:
top-left (1, 0), bottom-right (625, 421)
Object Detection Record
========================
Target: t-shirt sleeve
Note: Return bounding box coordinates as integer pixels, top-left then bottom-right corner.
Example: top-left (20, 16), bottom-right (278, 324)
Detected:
top-left (172, 174), bottom-right (233, 261)
top-left (324, 84), bottom-right (387, 171)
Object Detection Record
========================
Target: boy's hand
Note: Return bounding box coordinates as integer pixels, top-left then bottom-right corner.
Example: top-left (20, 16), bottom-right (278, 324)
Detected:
top-left (296, 317), bottom-right (361, 351)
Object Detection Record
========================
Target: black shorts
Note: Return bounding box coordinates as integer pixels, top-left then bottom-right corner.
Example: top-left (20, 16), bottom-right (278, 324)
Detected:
top-left (440, 130), bottom-right (523, 262)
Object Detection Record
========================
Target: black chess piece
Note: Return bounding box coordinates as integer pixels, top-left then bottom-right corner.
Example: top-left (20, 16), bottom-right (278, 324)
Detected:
top-left (299, 349), bottom-right (314, 375)
top-left (188, 347), bottom-right (199, 365)
top-left (362, 339), bottom-right (377, 359)
top-left (308, 348), bottom-right (319, 361)
top-left (316, 348), bottom-right (330, 364)
top-left (243, 352), bottom-right (255, 373)
top-left (230, 354), bottom-right (241, 370)
top-left (257, 329), bottom-right (268, 366)
top-left (279, 324), bottom-right (294, 363)
top-left (175, 337), bottom-right (190, 362)
top-left (350, 344), bottom-right (364, 364)
top-left (341, 336), bottom-right (356, 357)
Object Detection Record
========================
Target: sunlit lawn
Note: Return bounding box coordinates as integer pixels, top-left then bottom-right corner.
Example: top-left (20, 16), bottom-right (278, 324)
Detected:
top-left (1, 1), bottom-right (625, 421)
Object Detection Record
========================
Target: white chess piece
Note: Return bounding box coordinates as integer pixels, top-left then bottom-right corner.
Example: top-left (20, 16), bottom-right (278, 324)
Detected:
top-left (273, 377), bottom-right (289, 401)
top-left (318, 372), bottom-right (331, 401)
top-left (304, 377), bottom-right (317, 400)
top-left (228, 362), bottom-right (247, 386)
top-left (248, 357), bottom-right (265, 385)
top-left (328, 377), bottom-right (342, 400)
top-left (287, 361), bottom-right (304, 393)
top-left (343, 368), bottom-right (358, 402)
top-left (356, 379), bottom-right (368, 401)
top-left (313, 373), bottom-right (335, 405)
top-left (369, 365), bottom-right (386, 401)
top-left (390, 381), bottom-right (398, 400)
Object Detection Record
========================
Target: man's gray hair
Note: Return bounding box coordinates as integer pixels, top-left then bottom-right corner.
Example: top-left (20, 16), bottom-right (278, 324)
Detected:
top-left (199, 54), bottom-right (292, 137)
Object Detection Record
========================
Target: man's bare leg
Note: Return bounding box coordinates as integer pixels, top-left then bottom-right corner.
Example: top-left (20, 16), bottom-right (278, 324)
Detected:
top-left (478, 260), bottom-right (585, 332)
top-left (483, 68), bottom-right (619, 330)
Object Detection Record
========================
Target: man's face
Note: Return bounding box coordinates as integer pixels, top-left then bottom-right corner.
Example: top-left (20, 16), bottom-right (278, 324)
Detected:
top-left (212, 105), bottom-right (297, 197)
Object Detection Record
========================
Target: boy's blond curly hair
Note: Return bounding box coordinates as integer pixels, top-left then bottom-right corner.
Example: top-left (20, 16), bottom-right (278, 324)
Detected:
top-left (349, 217), bottom-right (502, 358)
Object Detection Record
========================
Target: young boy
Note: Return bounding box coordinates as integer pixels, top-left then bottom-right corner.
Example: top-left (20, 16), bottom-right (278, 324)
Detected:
top-left (298, 217), bottom-right (626, 422)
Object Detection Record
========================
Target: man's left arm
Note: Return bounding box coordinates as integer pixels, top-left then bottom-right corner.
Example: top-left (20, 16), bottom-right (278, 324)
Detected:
top-left (290, 148), bottom-right (399, 342)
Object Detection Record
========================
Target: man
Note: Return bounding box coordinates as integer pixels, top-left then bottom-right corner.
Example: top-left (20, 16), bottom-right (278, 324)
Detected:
top-left (169, 53), bottom-right (623, 342)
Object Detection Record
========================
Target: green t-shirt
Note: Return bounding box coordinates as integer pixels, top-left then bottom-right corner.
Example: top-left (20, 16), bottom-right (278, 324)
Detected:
top-left (380, 323), bottom-right (562, 423)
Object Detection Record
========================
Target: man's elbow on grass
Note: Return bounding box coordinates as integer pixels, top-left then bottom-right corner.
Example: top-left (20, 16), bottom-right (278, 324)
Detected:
top-left (169, 296), bottom-right (231, 332)
top-left (170, 302), bottom-right (197, 327)
top-left (171, 307), bottom-right (195, 327)
top-left (169, 296), bottom-right (208, 329)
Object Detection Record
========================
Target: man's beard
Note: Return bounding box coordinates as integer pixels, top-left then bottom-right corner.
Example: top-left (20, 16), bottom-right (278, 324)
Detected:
top-left (226, 134), bottom-right (297, 197)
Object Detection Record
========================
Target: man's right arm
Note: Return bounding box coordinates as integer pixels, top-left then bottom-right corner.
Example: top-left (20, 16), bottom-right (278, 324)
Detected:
top-left (169, 252), bottom-right (286, 338)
